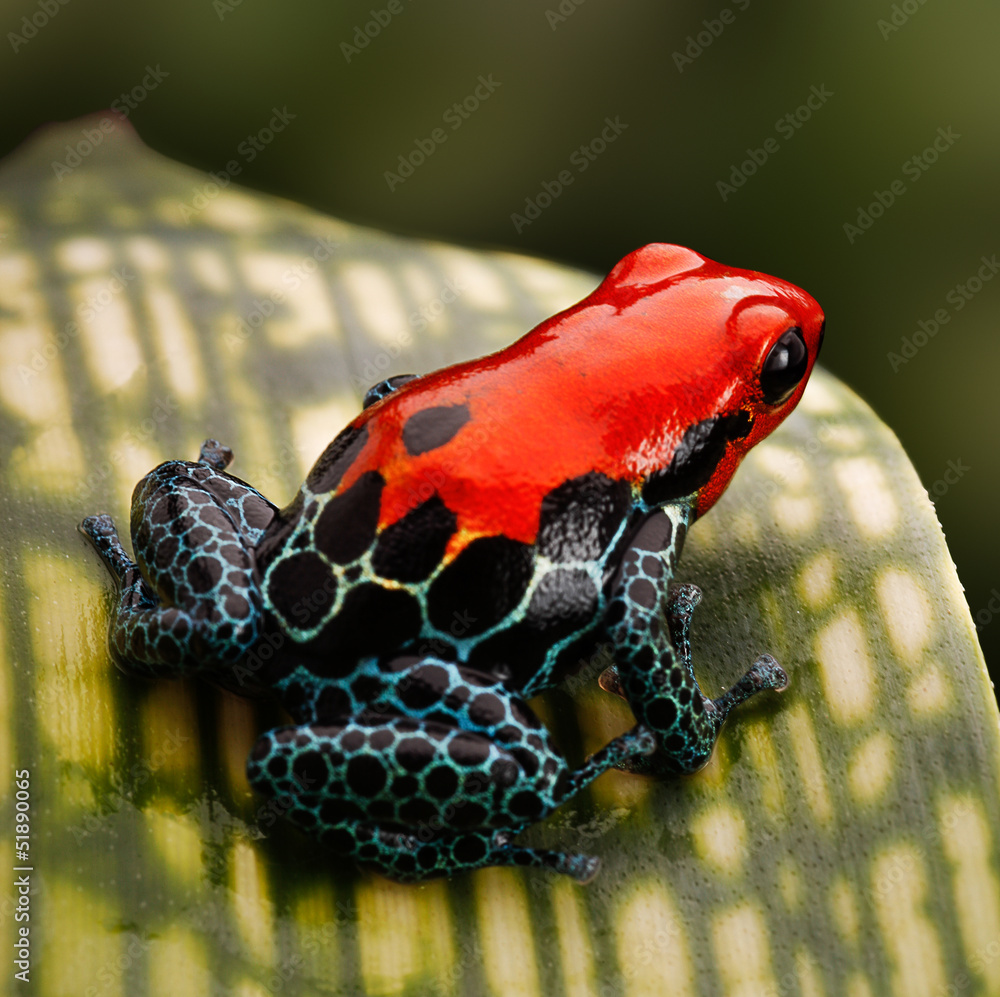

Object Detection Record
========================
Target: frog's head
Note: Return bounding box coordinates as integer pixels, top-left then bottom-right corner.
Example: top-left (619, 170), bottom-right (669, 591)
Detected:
top-left (580, 243), bottom-right (826, 517)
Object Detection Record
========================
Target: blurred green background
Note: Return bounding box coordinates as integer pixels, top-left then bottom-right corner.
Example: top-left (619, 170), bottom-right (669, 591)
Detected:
top-left (2, 0), bottom-right (997, 678)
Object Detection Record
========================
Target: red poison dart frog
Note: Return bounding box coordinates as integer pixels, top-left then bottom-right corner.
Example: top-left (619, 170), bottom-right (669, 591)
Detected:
top-left (81, 244), bottom-right (825, 882)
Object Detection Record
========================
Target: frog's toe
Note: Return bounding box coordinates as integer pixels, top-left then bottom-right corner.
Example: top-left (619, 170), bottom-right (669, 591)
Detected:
top-left (561, 853), bottom-right (601, 884)
top-left (712, 654), bottom-right (789, 717)
top-left (750, 653), bottom-right (789, 691)
top-left (198, 439), bottom-right (234, 470)
top-left (79, 514), bottom-right (135, 580)
top-left (79, 513), bottom-right (115, 537)
top-left (579, 723), bottom-right (656, 779)
top-left (598, 663), bottom-right (627, 699)
top-left (493, 838), bottom-right (602, 883)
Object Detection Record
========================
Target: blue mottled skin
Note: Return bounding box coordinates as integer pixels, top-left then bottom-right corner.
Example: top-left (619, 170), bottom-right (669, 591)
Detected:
top-left (81, 429), bottom-right (785, 882)
top-left (80, 243), bottom-right (827, 881)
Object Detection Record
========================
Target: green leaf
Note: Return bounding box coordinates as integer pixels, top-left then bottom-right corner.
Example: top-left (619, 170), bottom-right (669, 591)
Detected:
top-left (1, 116), bottom-right (997, 997)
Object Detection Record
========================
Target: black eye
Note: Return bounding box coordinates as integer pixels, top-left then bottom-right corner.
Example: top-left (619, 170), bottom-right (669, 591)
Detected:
top-left (760, 327), bottom-right (808, 405)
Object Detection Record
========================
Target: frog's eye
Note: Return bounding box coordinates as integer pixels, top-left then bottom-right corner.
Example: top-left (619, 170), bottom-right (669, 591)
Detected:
top-left (760, 327), bottom-right (808, 405)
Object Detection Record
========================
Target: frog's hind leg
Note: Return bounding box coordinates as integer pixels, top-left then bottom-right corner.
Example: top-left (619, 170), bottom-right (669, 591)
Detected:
top-left (80, 440), bottom-right (274, 679)
top-left (80, 512), bottom-right (194, 677)
top-left (245, 703), bottom-right (653, 882)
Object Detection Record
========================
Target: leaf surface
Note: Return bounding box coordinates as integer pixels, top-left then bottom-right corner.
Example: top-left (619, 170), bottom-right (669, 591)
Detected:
top-left (0, 117), bottom-right (997, 997)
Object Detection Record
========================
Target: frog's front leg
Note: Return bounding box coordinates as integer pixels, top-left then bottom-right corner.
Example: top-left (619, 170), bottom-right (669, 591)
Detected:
top-left (80, 440), bottom-right (276, 680)
top-left (598, 581), bottom-right (702, 698)
top-left (606, 508), bottom-right (787, 776)
top-left (247, 659), bottom-right (654, 881)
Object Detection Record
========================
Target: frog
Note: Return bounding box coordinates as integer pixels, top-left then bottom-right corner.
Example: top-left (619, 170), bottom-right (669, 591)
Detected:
top-left (80, 243), bottom-right (825, 883)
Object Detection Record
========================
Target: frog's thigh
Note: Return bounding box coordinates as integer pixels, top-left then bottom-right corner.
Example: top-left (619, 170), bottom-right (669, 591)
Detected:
top-left (117, 463), bottom-right (264, 674)
top-left (248, 715), bottom-right (568, 833)
top-left (247, 714), bottom-right (611, 880)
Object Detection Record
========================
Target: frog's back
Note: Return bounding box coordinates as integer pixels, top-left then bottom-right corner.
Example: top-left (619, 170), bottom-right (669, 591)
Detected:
top-left (254, 242), bottom-right (823, 694)
top-left (256, 354), bottom-right (639, 694)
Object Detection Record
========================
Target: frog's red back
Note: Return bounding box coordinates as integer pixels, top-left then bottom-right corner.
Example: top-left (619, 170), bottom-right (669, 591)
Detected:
top-left (336, 244), bottom-right (824, 557)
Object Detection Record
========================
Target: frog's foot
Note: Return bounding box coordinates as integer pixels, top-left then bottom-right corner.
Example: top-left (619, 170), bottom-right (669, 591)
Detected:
top-left (198, 438), bottom-right (234, 471)
top-left (306, 822), bottom-right (602, 884)
top-left (712, 653), bottom-right (788, 712)
top-left (598, 663), bottom-right (626, 699)
top-left (245, 713), bottom-right (648, 882)
top-left (619, 651), bottom-right (789, 778)
top-left (80, 514), bottom-right (144, 587)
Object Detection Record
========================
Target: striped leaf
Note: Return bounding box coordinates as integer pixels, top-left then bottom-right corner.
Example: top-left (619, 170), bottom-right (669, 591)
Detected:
top-left (1, 117), bottom-right (997, 997)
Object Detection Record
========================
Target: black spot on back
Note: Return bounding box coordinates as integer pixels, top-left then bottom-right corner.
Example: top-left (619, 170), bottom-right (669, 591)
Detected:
top-left (467, 692), bottom-right (505, 728)
top-left (537, 472), bottom-right (631, 562)
top-left (525, 568), bottom-right (600, 638)
top-left (306, 583), bottom-right (422, 676)
top-left (453, 834), bottom-right (488, 860)
top-left (509, 790), bottom-right (543, 819)
top-left (402, 404), bottom-right (470, 456)
top-left (307, 423), bottom-right (369, 494)
top-left (646, 697), bottom-right (678, 730)
top-left (314, 471), bottom-right (384, 564)
top-left (292, 752), bottom-right (330, 793)
top-left (424, 765), bottom-right (459, 799)
top-left (371, 495), bottom-right (457, 582)
top-left (643, 411), bottom-right (754, 505)
top-left (466, 568), bottom-right (601, 688)
top-left (427, 535), bottom-right (534, 636)
top-left (242, 496), bottom-right (278, 532)
top-left (266, 551), bottom-right (336, 628)
top-left (627, 577), bottom-right (657, 609)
